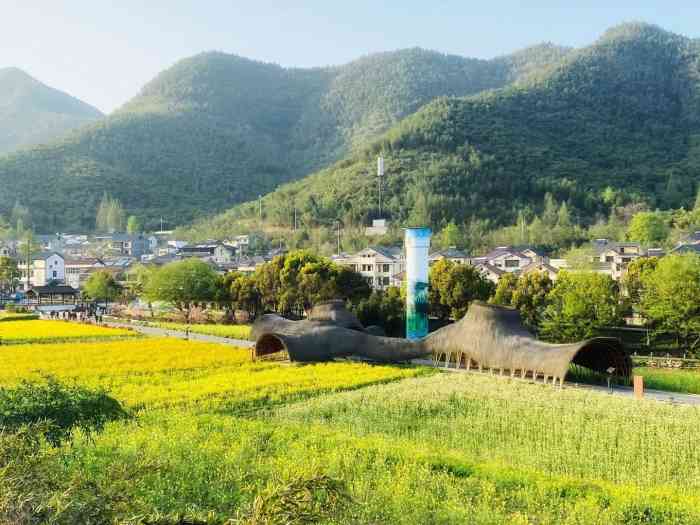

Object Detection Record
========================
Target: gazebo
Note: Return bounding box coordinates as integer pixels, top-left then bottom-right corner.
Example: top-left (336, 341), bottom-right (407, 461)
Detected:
top-left (26, 283), bottom-right (80, 305)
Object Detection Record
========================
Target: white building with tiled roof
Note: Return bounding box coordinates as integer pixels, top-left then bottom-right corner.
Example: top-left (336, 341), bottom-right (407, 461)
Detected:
top-left (332, 246), bottom-right (404, 290)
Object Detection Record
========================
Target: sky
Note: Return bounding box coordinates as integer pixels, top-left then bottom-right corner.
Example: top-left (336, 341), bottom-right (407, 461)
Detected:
top-left (1, 1), bottom-right (698, 114)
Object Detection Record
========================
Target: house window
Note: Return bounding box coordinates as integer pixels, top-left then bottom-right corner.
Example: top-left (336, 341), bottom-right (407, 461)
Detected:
top-left (381, 264), bottom-right (390, 273)
top-left (362, 264), bottom-right (373, 272)
top-left (52, 271), bottom-right (57, 278)
top-left (381, 276), bottom-right (390, 286)
top-left (605, 256), bottom-right (614, 263)
top-left (505, 259), bottom-right (519, 268)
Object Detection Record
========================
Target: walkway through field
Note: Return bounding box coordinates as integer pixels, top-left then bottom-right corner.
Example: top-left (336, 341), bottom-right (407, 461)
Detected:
top-left (104, 320), bottom-right (254, 348)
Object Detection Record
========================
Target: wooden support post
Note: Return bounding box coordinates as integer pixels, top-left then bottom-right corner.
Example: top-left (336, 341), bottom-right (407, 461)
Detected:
top-left (633, 375), bottom-right (644, 400)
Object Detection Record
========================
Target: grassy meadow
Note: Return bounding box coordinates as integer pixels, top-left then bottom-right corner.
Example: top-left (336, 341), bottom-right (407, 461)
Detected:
top-left (2, 317), bottom-right (700, 524)
top-left (145, 320), bottom-right (252, 340)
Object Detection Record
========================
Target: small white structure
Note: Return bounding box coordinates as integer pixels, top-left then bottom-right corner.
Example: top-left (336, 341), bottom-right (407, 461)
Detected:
top-left (18, 251), bottom-right (65, 289)
top-left (365, 219), bottom-right (389, 236)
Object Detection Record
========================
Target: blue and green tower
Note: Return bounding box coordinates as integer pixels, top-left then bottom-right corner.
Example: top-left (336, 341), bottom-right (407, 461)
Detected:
top-left (404, 227), bottom-right (431, 340)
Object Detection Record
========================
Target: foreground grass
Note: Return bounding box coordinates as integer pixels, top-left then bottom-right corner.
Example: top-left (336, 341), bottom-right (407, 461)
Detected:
top-left (0, 319), bottom-right (136, 344)
top-left (274, 373), bottom-right (700, 490)
top-left (4, 332), bottom-right (700, 523)
top-left (13, 408), bottom-right (700, 524)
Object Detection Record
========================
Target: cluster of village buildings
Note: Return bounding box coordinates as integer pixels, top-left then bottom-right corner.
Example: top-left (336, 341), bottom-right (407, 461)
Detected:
top-left (333, 233), bottom-right (700, 290)
top-left (1, 228), bottom-right (699, 300)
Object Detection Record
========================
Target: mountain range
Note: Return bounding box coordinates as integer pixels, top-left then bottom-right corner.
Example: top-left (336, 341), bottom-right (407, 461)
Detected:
top-left (185, 23), bottom-right (700, 239)
top-left (1, 23), bottom-right (698, 236)
top-left (0, 67), bottom-right (102, 155)
top-left (0, 41), bottom-right (570, 231)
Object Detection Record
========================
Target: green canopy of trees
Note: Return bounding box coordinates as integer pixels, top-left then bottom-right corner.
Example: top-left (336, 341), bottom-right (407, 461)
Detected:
top-left (82, 271), bottom-right (121, 303)
top-left (145, 259), bottom-right (219, 321)
top-left (429, 259), bottom-right (494, 320)
top-left (540, 271), bottom-right (625, 342)
top-left (638, 254), bottom-right (700, 347)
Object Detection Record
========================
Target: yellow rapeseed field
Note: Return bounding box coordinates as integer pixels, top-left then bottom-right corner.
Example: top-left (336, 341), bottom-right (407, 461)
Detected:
top-left (0, 319), bottom-right (136, 344)
top-left (0, 336), bottom-right (427, 409)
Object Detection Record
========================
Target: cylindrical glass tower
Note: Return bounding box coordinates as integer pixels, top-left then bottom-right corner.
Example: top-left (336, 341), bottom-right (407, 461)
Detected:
top-left (404, 227), bottom-right (431, 340)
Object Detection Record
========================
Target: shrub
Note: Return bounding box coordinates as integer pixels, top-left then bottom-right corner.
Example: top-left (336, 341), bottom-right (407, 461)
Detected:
top-left (0, 377), bottom-right (128, 444)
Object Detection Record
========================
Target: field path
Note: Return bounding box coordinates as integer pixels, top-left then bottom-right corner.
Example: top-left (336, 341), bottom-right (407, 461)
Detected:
top-left (104, 320), bottom-right (254, 348)
top-left (413, 359), bottom-right (700, 406)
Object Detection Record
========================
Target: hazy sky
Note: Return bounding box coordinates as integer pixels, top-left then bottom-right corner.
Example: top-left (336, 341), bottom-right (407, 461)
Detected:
top-left (1, 1), bottom-right (698, 113)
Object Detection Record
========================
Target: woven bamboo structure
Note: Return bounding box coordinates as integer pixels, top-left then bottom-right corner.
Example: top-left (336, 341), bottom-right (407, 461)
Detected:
top-left (251, 301), bottom-right (631, 383)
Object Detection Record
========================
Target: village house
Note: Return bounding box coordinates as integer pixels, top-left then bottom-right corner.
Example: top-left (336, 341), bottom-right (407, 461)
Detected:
top-left (333, 246), bottom-right (404, 290)
top-left (213, 243), bottom-right (237, 265)
top-left (473, 262), bottom-right (505, 284)
top-left (17, 251), bottom-right (65, 290)
top-left (64, 257), bottom-right (105, 289)
top-left (592, 239), bottom-right (646, 280)
top-left (94, 233), bottom-right (149, 258)
top-left (520, 260), bottom-right (560, 281)
top-left (471, 246), bottom-right (543, 274)
top-left (0, 240), bottom-right (16, 258)
top-left (429, 247), bottom-right (470, 265)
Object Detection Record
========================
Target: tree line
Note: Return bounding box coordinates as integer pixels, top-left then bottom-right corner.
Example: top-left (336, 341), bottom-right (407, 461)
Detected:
top-left (77, 249), bottom-right (700, 355)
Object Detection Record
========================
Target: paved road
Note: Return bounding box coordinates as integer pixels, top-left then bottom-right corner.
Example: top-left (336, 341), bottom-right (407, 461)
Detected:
top-left (105, 321), bottom-right (254, 348)
top-left (107, 322), bottom-right (700, 406)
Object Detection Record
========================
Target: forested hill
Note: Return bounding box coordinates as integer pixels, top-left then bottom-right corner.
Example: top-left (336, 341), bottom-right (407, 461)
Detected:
top-left (185, 23), bottom-right (700, 240)
top-left (0, 68), bottom-right (103, 154)
top-left (0, 45), bottom-right (570, 232)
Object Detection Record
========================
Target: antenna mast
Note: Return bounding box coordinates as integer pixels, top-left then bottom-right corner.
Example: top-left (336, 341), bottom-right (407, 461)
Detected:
top-left (377, 155), bottom-right (384, 217)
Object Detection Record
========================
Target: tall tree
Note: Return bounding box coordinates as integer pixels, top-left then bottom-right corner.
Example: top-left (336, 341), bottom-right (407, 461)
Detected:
top-left (540, 271), bottom-right (624, 342)
top-left (639, 254), bottom-right (700, 349)
top-left (83, 271), bottom-right (121, 304)
top-left (511, 272), bottom-right (553, 332)
top-left (0, 256), bottom-right (20, 295)
top-left (627, 211), bottom-right (669, 245)
top-left (96, 193), bottom-right (126, 233)
top-left (126, 216), bottom-right (142, 235)
top-left (429, 259), bottom-right (494, 320)
top-left (144, 259), bottom-right (218, 322)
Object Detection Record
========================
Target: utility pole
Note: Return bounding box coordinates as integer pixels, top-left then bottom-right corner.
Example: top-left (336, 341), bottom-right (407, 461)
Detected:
top-left (336, 220), bottom-right (341, 254)
top-left (377, 156), bottom-right (384, 218)
top-left (25, 230), bottom-right (32, 292)
top-left (160, 216), bottom-right (164, 232)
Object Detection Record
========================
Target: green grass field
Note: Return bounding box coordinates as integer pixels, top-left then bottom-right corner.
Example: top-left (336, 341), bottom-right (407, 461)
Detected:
top-left (2, 321), bottom-right (700, 524)
top-left (144, 320), bottom-right (252, 340)
top-left (636, 367), bottom-right (700, 395)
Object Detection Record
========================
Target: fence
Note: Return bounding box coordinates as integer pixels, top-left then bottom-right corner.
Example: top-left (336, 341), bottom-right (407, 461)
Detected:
top-left (594, 326), bottom-right (699, 357)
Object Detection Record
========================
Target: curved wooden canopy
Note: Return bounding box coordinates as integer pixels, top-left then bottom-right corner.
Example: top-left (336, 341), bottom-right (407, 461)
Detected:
top-left (252, 301), bottom-right (631, 381)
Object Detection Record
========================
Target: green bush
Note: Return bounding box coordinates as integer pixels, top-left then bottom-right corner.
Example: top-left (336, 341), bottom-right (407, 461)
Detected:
top-left (0, 377), bottom-right (128, 444)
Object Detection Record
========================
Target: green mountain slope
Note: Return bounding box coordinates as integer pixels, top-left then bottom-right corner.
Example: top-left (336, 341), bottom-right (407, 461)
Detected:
top-left (0, 46), bottom-right (570, 232)
top-left (187, 23), bottom-right (700, 239)
top-left (0, 68), bottom-right (103, 154)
